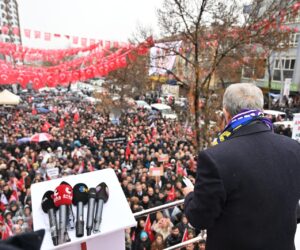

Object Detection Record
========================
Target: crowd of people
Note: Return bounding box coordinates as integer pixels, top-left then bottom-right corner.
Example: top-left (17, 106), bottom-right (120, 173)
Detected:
top-left (0, 89), bottom-right (207, 250)
top-left (0, 88), bottom-right (296, 249)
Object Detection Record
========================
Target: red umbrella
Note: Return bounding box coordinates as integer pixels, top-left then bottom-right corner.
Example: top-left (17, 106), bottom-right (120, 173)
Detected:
top-left (30, 133), bottom-right (53, 143)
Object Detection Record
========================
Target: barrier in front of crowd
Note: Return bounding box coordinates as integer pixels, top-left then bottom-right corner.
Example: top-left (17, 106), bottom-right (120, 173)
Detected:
top-left (133, 199), bottom-right (204, 250)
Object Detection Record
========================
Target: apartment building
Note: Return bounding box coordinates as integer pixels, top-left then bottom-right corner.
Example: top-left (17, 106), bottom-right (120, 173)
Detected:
top-left (0, 0), bottom-right (21, 44)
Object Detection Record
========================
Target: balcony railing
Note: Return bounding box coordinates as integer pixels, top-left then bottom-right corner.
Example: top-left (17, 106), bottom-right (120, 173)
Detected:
top-left (133, 199), bottom-right (205, 250)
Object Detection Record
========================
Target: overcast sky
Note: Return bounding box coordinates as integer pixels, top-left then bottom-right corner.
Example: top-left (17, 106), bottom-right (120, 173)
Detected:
top-left (17, 0), bottom-right (162, 48)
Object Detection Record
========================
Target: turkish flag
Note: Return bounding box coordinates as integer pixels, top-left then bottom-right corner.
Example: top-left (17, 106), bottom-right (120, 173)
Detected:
top-left (34, 30), bottom-right (41, 39)
top-left (166, 186), bottom-right (176, 202)
top-left (12, 27), bottom-right (19, 36)
top-left (113, 41), bottom-right (119, 48)
top-left (81, 38), bottom-right (87, 47)
top-left (144, 215), bottom-right (155, 242)
top-left (125, 144), bottom-right (131, 160)
top-left (44, 32), bottom-right (51, 41)
top-left (59, 118), bottom-right (65, 129)
top-left (9, 190), bottom-right (18, 203)
top-left (176, 162), bottom-right (187, 176)
top-left (24, 29), bottom-right (31, 38)
top-left (0, 223), bottom-right (13, 240)
top-left (105, 41), bottom-right (111, 49)
top-left (74, 112), bottom-right (80, 123)
top-left (2, 26), bottom-right (9, 35)
top-left (182, 228), bottom-right (189, 242)
top-left (42, 122), bottom-right (51, 132)
top-left (73, 36), bottom-right (79, 44)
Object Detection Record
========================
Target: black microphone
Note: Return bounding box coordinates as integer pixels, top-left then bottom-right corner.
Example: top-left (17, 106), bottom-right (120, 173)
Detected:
top-left (93, 183), bottom-right (109, 233)
top-left (86, 188), bottom-right (96, 236)
top-left (72, 183), bottom-right (89, 237)
top-left (41, 191), bottom-right (58, 246)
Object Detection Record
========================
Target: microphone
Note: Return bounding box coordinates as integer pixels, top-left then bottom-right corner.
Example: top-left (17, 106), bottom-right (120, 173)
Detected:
top-left (72, 183), bottom-right (89, 237)
top-left (53, 183), bottom-right (73, 244)
top-left (41, 191), bottom-right (58, 246)
top-left (61, 181), bottom-right (75, 230)
top-left (93, 183), bottom-right (109, 233)
top-left (86, 188), bottom-right (96, 236)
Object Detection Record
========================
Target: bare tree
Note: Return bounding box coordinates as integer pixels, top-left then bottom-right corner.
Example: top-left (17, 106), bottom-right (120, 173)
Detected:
top-left (156, 0), bottom-right (299, 150)
top-left (101, 50), bottom-right (151, 110)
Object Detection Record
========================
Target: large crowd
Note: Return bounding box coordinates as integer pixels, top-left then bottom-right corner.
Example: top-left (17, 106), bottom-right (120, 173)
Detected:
top-left (0, 88), bottom-right (296, 250)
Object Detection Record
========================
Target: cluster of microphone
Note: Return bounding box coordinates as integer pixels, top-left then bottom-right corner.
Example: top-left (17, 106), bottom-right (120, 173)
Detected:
top-left (41, 181), bottom-right (109, 246)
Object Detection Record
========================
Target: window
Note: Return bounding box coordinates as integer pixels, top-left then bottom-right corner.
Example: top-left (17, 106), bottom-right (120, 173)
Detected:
top-left (274, 58), bottom-right (296, 70)
top-left (289, 33), bottom-right (300, 47)
top-left (273, 57), bottom-right (295, 81)
top-left (285, 12), bottom-right (300, 23)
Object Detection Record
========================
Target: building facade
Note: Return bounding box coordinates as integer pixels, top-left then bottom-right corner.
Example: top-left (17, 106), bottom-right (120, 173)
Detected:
top-left (241, 13), bottom-right (300, 92)
top-left (0, 0), bottom-right (21, 44)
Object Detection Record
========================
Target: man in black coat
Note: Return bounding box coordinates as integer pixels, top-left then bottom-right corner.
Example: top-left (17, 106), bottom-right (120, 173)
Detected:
top-left (184, 83), bottom-right (300, 250)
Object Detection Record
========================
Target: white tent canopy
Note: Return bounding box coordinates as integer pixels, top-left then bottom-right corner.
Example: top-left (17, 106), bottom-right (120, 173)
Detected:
top-left (0, 89), bottom-right (21, 105)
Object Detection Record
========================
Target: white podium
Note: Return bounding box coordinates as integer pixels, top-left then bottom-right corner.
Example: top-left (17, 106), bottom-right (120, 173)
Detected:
top-left (31, 169), bottom-right (137, 250)
top-left (296, 224), bottom-right (300, 250)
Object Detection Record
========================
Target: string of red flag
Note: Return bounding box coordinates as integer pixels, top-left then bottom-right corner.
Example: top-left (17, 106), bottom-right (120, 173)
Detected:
top-left (0, 38), bottom-right (153, 89)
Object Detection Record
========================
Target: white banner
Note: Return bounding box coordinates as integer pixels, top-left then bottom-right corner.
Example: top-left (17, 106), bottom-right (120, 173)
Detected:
top-left (292, 113), bottom-right (300, 142)
top-left (46, 167), bottom-right (59, 179)
top-left (149, 41), bottom-right (182, 75)
top-left (161, 85), bottom-right (179, 98)
top-left (283, 78), bottom-right (292, 97)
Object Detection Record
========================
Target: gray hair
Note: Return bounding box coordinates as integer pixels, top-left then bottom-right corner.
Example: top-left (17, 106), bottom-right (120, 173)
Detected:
top-left (223, 83), bottom-right (264, 116)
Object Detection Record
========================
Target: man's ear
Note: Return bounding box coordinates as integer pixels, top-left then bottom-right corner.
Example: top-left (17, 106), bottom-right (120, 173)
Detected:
top-left (223, 108), bottom-right (232, 124)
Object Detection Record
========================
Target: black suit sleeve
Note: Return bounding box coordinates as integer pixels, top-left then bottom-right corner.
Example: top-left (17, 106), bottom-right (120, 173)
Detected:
top-left (184, 150), bottom-right (226, 229)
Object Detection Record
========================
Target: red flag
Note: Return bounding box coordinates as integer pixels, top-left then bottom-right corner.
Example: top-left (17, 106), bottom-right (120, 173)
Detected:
top-left (81, 38), bottom-right (87, 47)
top-left (59, 118), bottom-right (65, 129)
top-left (177, 162), bottom-right (187, 176)
top-left (0, 223), bottom-right (13, 240)
top-left (144, 215), bottom-right (155, 242)
top-left (9, 190), bottom-right (18, 203)
top-left (42, 122), bottom-right (51, 132)
top-left (12, 27), bottom-right (19, 36)
top-left (90, 39), bottom-right (95, 45)
top-left (0, 201), bottom-right (6, 212)
top-left (125, 143), bottom-right (131, 160)
top-left (34, 31), bottom-right (41, 39)
top-left (74, 112), bottom-right (80, 123)
top-left (24, 29), bottom-right (31, 38)
top-left (166, 186), bottom-right (176, 202)
top-left (113, 41), bottom-right (119, 48)
top-left (2, 26), bottom-right (9, 35)
top-left (44, 32), bottom-right (51, 41)
top-left (17, 177), bottom-right (24, 191)
top-left (182, 228), bottom-right (189, 242)
top-left (73, 36), bottom-right (79, 44)
top-left (105, 41), bottom-right (111, 49)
